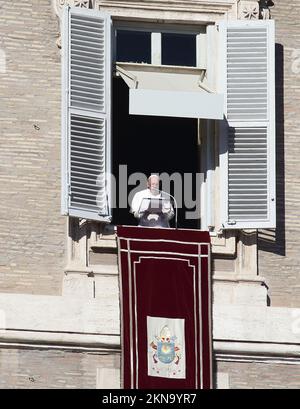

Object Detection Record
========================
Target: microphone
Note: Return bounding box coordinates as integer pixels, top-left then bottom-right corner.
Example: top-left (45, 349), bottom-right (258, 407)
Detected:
top-left (152, 188), bottom-right (178, 229)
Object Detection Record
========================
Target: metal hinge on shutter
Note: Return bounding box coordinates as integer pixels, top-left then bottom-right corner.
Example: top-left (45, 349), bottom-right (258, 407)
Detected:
top-left (67, 183), bottom-right (71, 208)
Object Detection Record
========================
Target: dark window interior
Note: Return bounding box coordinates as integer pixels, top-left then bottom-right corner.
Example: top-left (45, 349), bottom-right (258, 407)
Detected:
top-left (112, 78), bottom-right (199, 229)
top-left (161, 33), bottom-right (196, 67)
top-left (116, 30), bottom-right (151, 64)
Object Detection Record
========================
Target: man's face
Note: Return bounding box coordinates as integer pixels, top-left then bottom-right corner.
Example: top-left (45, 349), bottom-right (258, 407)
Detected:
top-left (148, 176), bottom-right (159, 195)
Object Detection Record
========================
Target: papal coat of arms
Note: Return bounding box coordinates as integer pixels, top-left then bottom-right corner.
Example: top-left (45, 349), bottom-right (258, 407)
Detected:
top-left (147, 317), bottom-right (185, 379)
top-left (150, 325), bottom-right (180, 365)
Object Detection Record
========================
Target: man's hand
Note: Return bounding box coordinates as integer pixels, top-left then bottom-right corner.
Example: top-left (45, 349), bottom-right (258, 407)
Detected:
top-left (162, 203), bottom-right (171, 214)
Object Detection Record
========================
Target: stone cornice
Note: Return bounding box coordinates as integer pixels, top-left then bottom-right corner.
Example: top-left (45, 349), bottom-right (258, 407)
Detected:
top-left (95, 0), bottom-right (237, 13)
top-left (52, 0), bottom-right (275, 21)
top-left (0, 338), bottom-right (298, 366)
top-left (52, 0), bottom-right (239, 47)
top-left (0, 293), bottom-right (299, 350)
top-left (52, 0), bottom-right (239, 22)
top-left (95, 0), bottom-right (238, 22)
top-left (52, 0), bottom-right (273, 47)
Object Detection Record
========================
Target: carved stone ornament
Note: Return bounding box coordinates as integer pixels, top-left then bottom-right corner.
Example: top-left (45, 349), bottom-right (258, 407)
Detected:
top-left (238, 1), bottom-right (259, 20)
top-left (53, 0), bottom-right (95, 47)
top-left (53, 0), bottom-right (94, 19)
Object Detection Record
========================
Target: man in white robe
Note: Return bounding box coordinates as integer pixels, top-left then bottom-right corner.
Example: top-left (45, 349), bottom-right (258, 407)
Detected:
top-left (131, 175), bottom-right (174, 227)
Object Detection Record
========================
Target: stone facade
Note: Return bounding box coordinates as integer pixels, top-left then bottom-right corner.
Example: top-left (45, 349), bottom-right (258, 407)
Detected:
top-left (0, 0), bottom-right (65, 295)
top-left (216, 361), bottom-right (300, 389)
top-left (0, 348), bottom-right (120, 389)
top-left (258, 2), bottom-right (300, 308)
top-left (0, 0), bottom-right (299, 389)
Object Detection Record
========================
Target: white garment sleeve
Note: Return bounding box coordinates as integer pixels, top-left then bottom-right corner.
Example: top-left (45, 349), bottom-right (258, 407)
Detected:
top-left (131, 190), bottom-right (147, 218)
top-left (131, 192), bottom-right (140, 218)
top-left (162, 200), bottom-right (175, 220)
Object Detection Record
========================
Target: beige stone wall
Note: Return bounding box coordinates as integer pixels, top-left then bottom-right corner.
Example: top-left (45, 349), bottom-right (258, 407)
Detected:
top-left (0, 0), bottom-right (65, 295)
top-left (258, 1), bottom-right (300, 308)
top-left (1, 347), bottom-right (298, 389)
top-left (0, 0), bottom-right (297, 306)
top-left (0, 348), bottom-right (120, 389)
top-left (0, 0), bottom-right (299, 390)
top-left (216, 361), bottom-right (300, 389)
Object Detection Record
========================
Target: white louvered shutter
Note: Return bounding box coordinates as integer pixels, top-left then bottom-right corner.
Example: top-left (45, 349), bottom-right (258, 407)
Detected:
top-left (219, 20), bottom-right (276, 229)
top-left (61, 7), bottom-right (112, 221)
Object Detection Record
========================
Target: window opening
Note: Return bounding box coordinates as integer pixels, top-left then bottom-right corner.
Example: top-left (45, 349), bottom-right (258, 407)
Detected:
top-left (161, 33), bottom-right (196, 67)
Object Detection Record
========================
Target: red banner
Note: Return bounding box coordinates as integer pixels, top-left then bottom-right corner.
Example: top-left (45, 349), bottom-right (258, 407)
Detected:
top-left (117, 226), bottom-right (212, 389)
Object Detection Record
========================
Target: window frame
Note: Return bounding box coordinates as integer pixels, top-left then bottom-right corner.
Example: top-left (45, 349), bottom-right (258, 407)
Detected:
top-left (112, 20), bottom-right (207, 69)
top-left (111, 19), bottom-right (212, 230)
